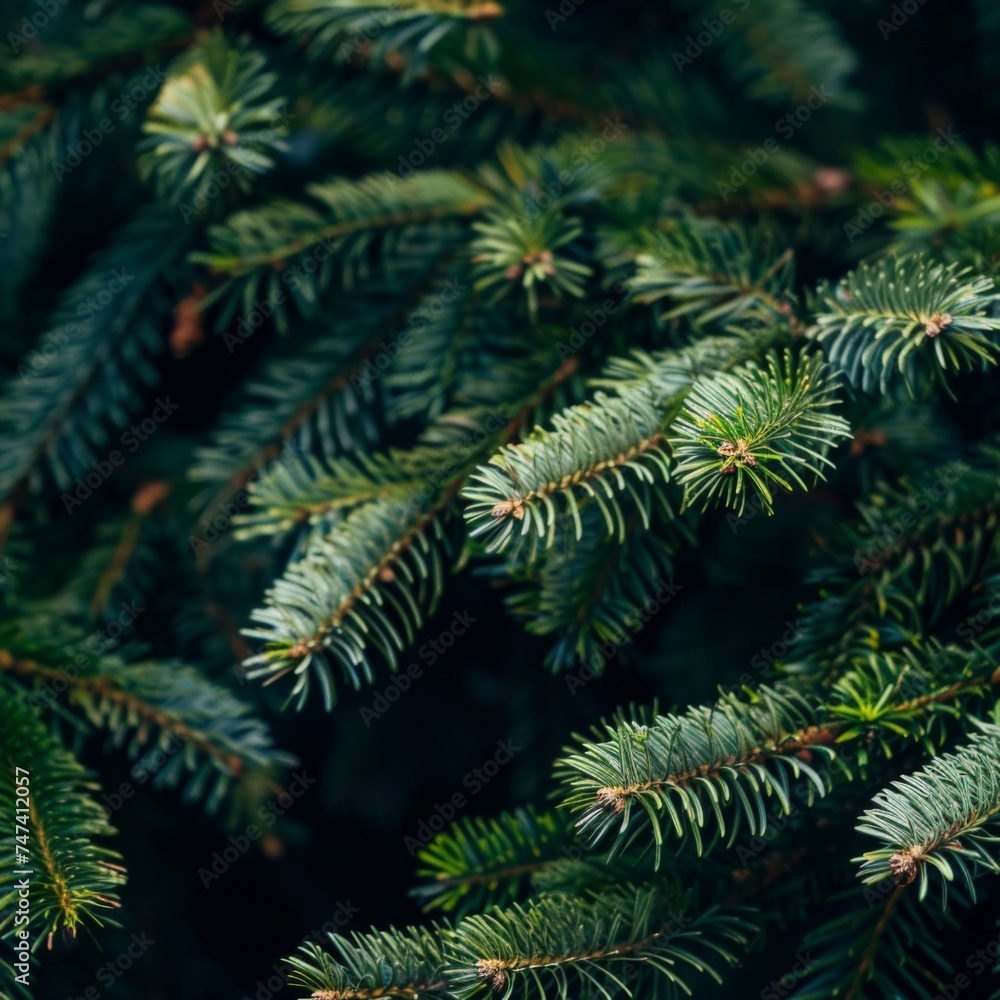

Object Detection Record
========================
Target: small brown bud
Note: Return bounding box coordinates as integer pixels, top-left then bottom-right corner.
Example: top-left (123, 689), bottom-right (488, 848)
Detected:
top-left (924, 312), bottom-right (953, 337)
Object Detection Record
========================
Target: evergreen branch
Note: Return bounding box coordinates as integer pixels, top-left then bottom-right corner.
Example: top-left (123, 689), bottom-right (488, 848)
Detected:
top-left (471, 208), bottom-right (592, 322)
top-left (192, 171), bottom-right (490, 322)
top-left (669, 349), bottom-right (851, 516)
top-left (0, 208), bottom-right (194, 503)
top-left (462, 386), bottom-right (674, 557)
top-left (446, 886), bottom-right (753, 999)
top-left (0, 625), bottom-right (295, 812)
top-left (411, 807), bottom-right (576, 916)
top-left (792, 887), bottom-right (956, 1000)
top-left (826, 644), bottom-right (999, 764)
top-left (786, 450), bottom-right (1000, 686)
top-left (709, 0), bottom-right (859, 108)
top-left (807, 255), bottom-right (1000, 395)
top-left (0, 688), bottom-right (126, 944)
top-left (241, 359), bottom-right (579, 708)
top-left (287, 925), bottom-right (450, 999)
top-left (61, 490), bottom-right (172, 624)
top-left (384, 272), bottom-right (523, 422)
top-left (138, 32), bottom-right (290, 205)
top-left (1, 4), bottom-right (192, 91)
top-left (266, 0), bottom-right (504, 72)
top-left (187, 274), bottom-right (436, 493)
top-left (504, 506), bottom-right (682, 674)
top-left (627, 218), bottom-right (795, 327)
top-left (241, 492), bottom-right (457, 710)
top-left (555, 685), bottom-right (837, 867)
top-left (856, 726), bottom-right (1000, 906)
top-left (0, 104), bottom-right (59, 315)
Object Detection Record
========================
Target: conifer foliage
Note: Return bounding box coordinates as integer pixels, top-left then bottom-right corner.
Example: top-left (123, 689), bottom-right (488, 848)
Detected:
top-left (4, 0), bottom-right (1000, 997)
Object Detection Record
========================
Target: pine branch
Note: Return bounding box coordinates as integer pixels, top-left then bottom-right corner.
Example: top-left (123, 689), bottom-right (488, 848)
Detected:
top-left (856, 726), bottom-right (1000, 906)
top-left (627, 217), bottom-right (795, 328)
top-left (138, 32), bottom-right (290, 207)
top-left (241, 360), bottom-right (580, 708)
top-left (445, 886), bottom-right (753, 999)
top-left (785, 449), bottom-right (1000, 686)
top-left (669, 348), bottom-right (851, 516)
top-left (792, 886), bottom-right (957, 1000)
top-left (411, 807), bottom-right (576, 917)
top-left (826, 644), bottom-right (999, 766)
top-left (192, 170), bottom-right (490, 326)
top-left (187, 274), bottom-right (437, 495)
top-left (0, 687), bottom-right (126, 945)
top-left (266, 0), bottom-right (504, 76)
top-left (504, 506), bottom-right (682, 674)
top-left (288, 887), bottom-right (753, 1000)
top-left (0, 207), bottom-right (194, 503)
top-left (1, 4), bottom-right (192, 91)
top-left (554, 685), bottom-right (837, 866)
top-left (242, 492), bottom-right (457, 709)
top-left (707, 0), bottom-right (859, 108)
top-left (0, 620), bottom-right (295, 812)
top-left (808, 255), bottom-right (1000, 396)
top-left (287, 925), bottom-right (450, 1000)
top-left (462, 386), bottom-right (674, 557)
top-left (471, 208), bottom-right (592, 321)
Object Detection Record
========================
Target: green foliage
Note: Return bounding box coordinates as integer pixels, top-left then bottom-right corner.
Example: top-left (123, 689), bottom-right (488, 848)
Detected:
top-left (139, 33), bottom-right (290, 205)
top-left (9, 0), bottom-right (1000, 995)
top-left (0, 209), bottom-right (194, 501)
top-left (555, 685), bottom-right (835, 865)
top-left (445, 888), bottom-right (752, 1000)
top-left (0, 689), bottom-right (126, 945)
top-left (856, 726), bottom-right (1000, 906)
top-left (627, 218), bottom-right (794, 328)
top-left (463, 387), bottom-right (673, 557)
top-left (411, 807), bottom-right (575, 916)
top-left (669, 349), bottom-right (851, 515)
top-left (287, 886), bottom-right (753, 1000)
top-left (266, 0), bottom-right (504, 77)
top-left (808, 255), bottom-right (1000, 395)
